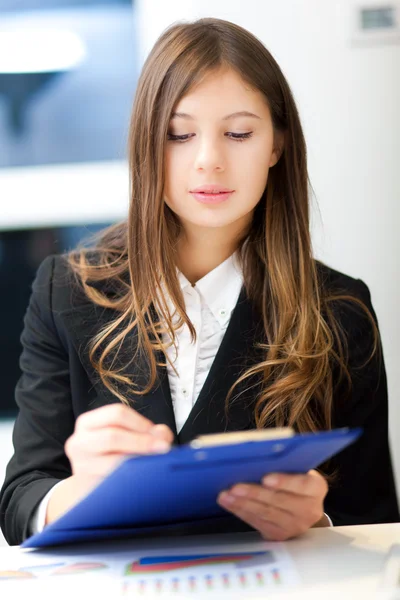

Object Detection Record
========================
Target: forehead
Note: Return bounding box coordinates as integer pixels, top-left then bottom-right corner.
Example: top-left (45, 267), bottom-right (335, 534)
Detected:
top-left (174, 67), bottom-right (270, 119)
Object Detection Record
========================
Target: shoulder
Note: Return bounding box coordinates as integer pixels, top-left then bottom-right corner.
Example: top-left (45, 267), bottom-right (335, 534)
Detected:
top-left (33, 252), bottom-right (83, 282)
top-left (32, 252), bottom-right (80, 298)
top-left (316, 261), bottom-right (376, 334)
top-left (316, 261), bottom-right (371, 306)
top-left (30, 253), bottom-right (66, 304)
top-left (316, 262), bottom-right (381, 378)
top-left (33, 251), bottom-right (122, 313)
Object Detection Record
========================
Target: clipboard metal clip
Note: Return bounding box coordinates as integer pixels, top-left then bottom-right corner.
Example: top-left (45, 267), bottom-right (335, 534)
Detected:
top-left (190, 427), bottom-right (295, 449)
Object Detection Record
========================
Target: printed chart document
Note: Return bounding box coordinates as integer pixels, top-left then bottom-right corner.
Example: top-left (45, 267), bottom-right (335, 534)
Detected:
top-left (0, 532), bottom-right (301, 597)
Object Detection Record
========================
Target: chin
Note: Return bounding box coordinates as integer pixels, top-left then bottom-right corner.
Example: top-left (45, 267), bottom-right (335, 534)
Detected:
top-left (188, 217), bottom-right (237, 229)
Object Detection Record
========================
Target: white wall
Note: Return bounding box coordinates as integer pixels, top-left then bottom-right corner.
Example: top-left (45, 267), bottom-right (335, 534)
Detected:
top-left (136, 0), bottom-right (400, 493)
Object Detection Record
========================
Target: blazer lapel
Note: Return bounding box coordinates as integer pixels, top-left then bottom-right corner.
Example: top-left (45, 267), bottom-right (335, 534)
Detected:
top-left (178, 288), bottom-right (266, 445)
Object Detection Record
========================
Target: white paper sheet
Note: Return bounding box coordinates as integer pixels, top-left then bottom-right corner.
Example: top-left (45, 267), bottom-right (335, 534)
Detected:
top-left (0, 533), bottom-right (301, 598)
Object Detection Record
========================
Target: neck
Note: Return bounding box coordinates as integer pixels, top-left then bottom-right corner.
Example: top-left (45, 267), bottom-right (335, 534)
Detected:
top-left (175, 224), bottom-right (246, 285)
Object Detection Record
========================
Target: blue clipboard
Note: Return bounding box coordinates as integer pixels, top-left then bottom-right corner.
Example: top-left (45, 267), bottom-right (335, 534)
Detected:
top-left (22, 427), bottom-right (362, 548)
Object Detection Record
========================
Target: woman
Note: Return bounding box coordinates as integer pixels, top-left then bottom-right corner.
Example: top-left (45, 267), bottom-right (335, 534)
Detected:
top-left (1, 18), bottom-right (398, 546)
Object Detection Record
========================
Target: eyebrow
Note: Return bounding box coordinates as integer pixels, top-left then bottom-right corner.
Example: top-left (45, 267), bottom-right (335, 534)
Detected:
top-left (171, 110), bottom-right (261, 121)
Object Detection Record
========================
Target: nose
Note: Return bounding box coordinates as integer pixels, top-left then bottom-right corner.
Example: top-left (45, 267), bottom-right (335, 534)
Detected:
top-left (194, 136), bottom-right (225, 173)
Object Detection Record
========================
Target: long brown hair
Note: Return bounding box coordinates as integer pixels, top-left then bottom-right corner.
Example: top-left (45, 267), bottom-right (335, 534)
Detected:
top-left (68, 18), bottom-right (378, 433)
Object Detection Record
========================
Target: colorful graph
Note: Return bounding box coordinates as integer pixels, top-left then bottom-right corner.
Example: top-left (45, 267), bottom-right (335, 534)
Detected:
top-left (52, 562), bottom-right (108, 576)
top-left (0, 561), bottom-right (108, 581)
top-left (121, 568), bottom-right (285, 596)
top-left (125, 551), bottom-right (271, 575)
top-left (0, 570), bottom-right (35, 580)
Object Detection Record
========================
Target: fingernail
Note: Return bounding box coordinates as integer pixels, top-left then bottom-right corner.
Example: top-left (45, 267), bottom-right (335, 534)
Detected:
top-left (263, 475), bottom-right (278, 487)
top-left (218, 492), bottom-right (235, 505)
top-left (231, 485), bottom-right (248, 497)
top-left (152, 439), bottom-right (170, 452)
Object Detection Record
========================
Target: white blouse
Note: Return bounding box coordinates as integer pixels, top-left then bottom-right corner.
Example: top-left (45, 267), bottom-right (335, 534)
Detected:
top-left (162, 252), bottom-right (243, 432)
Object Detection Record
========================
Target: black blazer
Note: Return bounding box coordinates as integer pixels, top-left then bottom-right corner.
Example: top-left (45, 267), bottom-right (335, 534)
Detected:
top-left (1, 255), bottom-right (399, 545)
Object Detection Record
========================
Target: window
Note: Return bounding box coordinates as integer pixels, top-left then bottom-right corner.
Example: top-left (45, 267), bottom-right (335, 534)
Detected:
top-left (0, 1), bottom-right (137, 168)
top-left (361, 6), bottom-right (396, 29)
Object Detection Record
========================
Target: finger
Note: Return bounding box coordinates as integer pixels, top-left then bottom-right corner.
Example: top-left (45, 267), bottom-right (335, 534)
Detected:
top-left (229, 483), bottom-right (310, 515)
top-left (75, 404), bottom-right (155, 434)
top-left (92, 428), bottom-right (171, 455)
top-left (217, 498), bottom-right (292, 542)
top-left (228, 482), bottom-right (325, 525)
top-left (67, 428), bottom-right (171, 458)
top-left (237, 510), bottom-right (293, 542)
top-left (217, 492), bottom-right (298, 532)
top-left (261, 470), bottom-right (328, 498)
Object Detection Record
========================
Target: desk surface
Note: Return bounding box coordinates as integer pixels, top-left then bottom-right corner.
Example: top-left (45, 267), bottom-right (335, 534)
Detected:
top-left (0, 523), bottom-right (399, 598)
top-left (284, 522), bottom-right (399, 597)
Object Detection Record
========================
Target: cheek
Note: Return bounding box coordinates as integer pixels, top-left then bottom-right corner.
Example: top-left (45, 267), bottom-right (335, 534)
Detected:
top-left (163, 157), bottom-right (191, 219)
top-left (236, 134), bottom-right (273, 172)
top-left (164, 150), bottom-right (190, 200)
top-left (236, 150), bottom-right (271, 201)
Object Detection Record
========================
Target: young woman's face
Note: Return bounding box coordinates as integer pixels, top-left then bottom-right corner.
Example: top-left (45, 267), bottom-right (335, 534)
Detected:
top-left (163, 67), bottom-right (281, 236)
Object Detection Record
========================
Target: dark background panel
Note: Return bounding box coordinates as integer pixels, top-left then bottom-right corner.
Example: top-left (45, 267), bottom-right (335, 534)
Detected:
top-left (0, 223), bottom-right (111, 417)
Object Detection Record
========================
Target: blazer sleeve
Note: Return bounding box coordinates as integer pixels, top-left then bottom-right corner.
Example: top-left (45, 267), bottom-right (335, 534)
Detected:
top-left (0, 255), bottom-right (75, 546)
top-left (324, 279), bottom-right (399, 525)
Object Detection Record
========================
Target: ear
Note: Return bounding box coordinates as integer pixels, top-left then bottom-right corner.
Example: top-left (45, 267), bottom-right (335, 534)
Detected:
top-left (269, 131), bottom-right (285, 167)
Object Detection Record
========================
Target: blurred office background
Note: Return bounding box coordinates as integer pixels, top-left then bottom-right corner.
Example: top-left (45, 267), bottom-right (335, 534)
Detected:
top-left (0, 0), bottom-right (136, 411)
top-left (0, 0), bottom-right (399, 545)
top-left (0, 0), bottom-right (135, 545)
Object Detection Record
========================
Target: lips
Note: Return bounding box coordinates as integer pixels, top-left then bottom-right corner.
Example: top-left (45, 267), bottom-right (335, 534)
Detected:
top-left (189, 186), bottom-right (234, 205)
top-left (190, 185), bottom-right (234, 194)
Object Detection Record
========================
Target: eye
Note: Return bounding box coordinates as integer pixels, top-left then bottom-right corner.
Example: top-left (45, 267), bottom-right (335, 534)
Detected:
top-left (167, 133), bottom-right (195, 143)
top-left (225, 132), bottom-right (253, 142)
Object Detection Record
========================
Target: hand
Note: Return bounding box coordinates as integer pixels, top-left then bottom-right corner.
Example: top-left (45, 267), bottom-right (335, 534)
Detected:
top-left (65, 404), bottom-right (174, 487)
top-left (45, 404), bottom-right (173, 526)
top-left (217, 470), bottom-right (329, 541)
